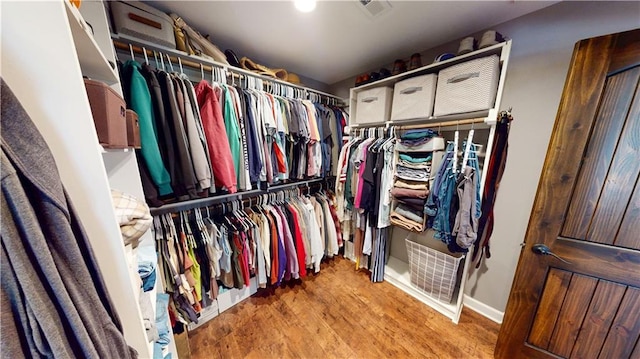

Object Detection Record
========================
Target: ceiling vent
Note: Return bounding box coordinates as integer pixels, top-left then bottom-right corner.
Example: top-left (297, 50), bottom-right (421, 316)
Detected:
top-left (356, 0), bottom-right (392, 19)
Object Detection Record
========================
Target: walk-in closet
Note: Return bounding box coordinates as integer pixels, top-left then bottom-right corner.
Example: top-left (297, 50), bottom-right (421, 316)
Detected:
top-left (2, 1), bottom-right (638, 358)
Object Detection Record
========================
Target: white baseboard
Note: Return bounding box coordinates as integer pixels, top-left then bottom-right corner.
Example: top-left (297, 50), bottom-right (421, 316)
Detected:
top-left (463, 295), bottom-right (504, 324)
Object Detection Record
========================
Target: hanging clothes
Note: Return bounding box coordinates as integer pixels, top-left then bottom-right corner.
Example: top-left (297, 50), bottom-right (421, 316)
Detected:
top-left (176, 76), bottom-right (212, 193)
top-left (451, 144), bottom-right (481, 251)
top-left (1, 79), bottom-right (137, 359)
top-left (153, 185), bottom-right (334, 326)
top-left (121, 60), bottom-right (173, 196)
top-left (119, 58), bottom-right (344, 208)
top-left (158, 70), bottom-right (199, 199)
top-left (194, 80), bottom-right (238, 193)
top-left (473, 112), bottom-right (514, 266)
top-left (334, 127), bottom-right (396, 281)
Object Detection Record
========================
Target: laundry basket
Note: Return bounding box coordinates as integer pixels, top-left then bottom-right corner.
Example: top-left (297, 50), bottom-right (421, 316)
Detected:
top-left (405, 237), bottom-right (464, 303)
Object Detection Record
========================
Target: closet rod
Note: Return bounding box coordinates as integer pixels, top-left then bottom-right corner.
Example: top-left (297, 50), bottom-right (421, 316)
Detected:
top-left (149, 178), bottom-right (329, 216)
top-left (397, 117), bottom-right (485, 130)
top-left (114, 40), bottom-right (231, 76)
top-left (266, 178), bottom-right (324, 192)
top-left (240, 181), bottom-right (325, 207)
top-left (149, 189), bottom-right (262, 216)
top-left (112, 40), bottom-right (344, 104)
top-left (349, 123), bottom-right (387, 129)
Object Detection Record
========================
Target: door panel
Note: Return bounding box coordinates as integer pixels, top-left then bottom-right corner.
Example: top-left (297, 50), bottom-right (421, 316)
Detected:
top-left (496, 29), bottom-right (640, 359)
top-left (615, 183), bottom-right (640, 249)
top-left (562, 68), bottom-right (640, 240)
top-left (570, 280), bottom-right (627, 359)
top-left (528, 269), bottom-right (572, 348)
top-left (547, 274), bottom-right (598, 357)
top-left (598, 287), bottom-right (640, 359)
top-left (586, 87), bottom-right (640, 245)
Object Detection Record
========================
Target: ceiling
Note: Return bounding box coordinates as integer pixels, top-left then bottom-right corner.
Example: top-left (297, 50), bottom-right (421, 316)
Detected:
top-left (149, 1), bottom-right (558, 85)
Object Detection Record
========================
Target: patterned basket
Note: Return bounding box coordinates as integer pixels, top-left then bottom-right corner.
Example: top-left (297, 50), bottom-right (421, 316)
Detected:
top-left (405, 238), bottom-right (463, 303)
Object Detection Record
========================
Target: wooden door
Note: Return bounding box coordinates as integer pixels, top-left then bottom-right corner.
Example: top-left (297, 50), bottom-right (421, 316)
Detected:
top-left (496, 29), bottom-right (640, 359)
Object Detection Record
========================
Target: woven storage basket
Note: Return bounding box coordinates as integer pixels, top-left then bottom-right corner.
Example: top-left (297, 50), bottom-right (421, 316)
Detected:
top-left (405, 238), bottom-right (463, 303)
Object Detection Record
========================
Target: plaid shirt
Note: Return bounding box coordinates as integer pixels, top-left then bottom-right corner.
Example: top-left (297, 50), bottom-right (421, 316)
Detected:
top-left (111, 189), bottom-right (152, 248)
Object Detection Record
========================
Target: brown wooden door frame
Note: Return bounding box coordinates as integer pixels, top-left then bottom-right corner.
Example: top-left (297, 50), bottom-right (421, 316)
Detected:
top-left (496, 29), bottom-right (640, 358)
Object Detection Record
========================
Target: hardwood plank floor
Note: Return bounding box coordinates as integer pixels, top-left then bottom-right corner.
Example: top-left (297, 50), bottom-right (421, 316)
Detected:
top-left (188, 257), bottom-right (500, 358)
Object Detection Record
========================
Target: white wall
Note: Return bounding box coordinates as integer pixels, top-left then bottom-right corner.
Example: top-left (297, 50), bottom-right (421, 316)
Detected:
top-left (330, 1), bottom-right (640, 316)
top-left (1, 2), bottom-right (151, 355)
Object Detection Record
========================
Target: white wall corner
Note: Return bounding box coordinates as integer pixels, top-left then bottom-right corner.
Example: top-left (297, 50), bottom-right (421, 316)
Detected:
top-left (463, 295), bottom-right (504, 324)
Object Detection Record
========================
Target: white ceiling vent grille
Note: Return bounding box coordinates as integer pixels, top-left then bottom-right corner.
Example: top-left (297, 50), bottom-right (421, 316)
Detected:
top-left (356, 0), bottom-right (392, 19)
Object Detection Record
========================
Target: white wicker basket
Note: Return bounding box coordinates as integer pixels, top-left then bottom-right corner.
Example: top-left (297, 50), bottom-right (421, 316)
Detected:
top-left (405, 238), bottom-right (463, 303)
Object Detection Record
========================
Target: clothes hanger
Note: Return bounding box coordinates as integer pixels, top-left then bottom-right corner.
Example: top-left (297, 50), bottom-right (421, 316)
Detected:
top-left (159, 52), bottom-right (166, 72)
top-left (142, 47), bottom-right (149, 65)
top-left (177, 213), bottom-right (186, 247)
top-left (233, 199), bottom-right (250, 231)
top-left (165, 213), bottom-right (178, 241)
top-left (166, 54), bottom-right (174, 73)
top-left (153, 51), bottom-right (160, 69)
top-left (178, 57), bottom-right (184, 75)
top-left (462, 128), bottom-right (475, 172)
top-left (453, 121), bottom-right (460, 174)
top-left (187, 210), bottom-right (198, 248)
top-left (153, 216), bottom-right (162, 239)
top-left (129, 44), bottom-right (135, 61)
top-left (196, 208), bottom-right (211, 245)
top-left (203, 205), bottom-right (221, 239)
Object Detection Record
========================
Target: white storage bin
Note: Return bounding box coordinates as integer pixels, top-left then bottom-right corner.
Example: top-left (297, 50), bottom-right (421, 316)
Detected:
top-left (111, 1), bottom-right (176, 49)
top-left (354, 87), bottom-right (393, 125)
top-left (390, 74), bottom-right (437, 121)
top-left (433, 55), bottom-right (500, 116)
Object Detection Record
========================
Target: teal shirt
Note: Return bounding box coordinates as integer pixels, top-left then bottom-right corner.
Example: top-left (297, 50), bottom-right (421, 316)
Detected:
top-left (222, 86), bottom-right (241, 185)
top-left (399, 154), bottom-right (432, 163)
top-left (124, 61), bottom-right (172, 196)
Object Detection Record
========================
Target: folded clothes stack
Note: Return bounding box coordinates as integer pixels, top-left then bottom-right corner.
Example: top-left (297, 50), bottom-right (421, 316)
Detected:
top-left (398, 153), bottom-right (431, 167)
top-left (396, 129), bottom-right (446, 153)
top-left (395, 196), bottom-right (426, 210)
top-left (396, 153), bottom-right (432, 182)
top-left (390, 211), bottom-right (424, 232)
top-left (391, 187), bottom-right (429, 198)
top-left (399, 129), bottom-right (438, 146)
top-left (389, 150), bottom-right (435, 232)
top-left (396, 165), bottom-right (430, 182)
top-left (394, 178), bottom-right (429, 190)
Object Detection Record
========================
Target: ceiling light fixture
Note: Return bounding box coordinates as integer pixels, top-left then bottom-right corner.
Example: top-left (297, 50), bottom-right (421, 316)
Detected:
top-left (294, 0), bottom-right (316, 13)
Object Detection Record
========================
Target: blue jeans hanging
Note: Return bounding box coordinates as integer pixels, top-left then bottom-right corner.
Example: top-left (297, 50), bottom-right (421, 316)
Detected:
top-left (429, 142), bottom-right (457, 244)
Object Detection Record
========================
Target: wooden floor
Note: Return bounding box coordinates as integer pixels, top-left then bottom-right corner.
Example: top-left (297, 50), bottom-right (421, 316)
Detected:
top-left (188, 257), bottom-right (500, 359)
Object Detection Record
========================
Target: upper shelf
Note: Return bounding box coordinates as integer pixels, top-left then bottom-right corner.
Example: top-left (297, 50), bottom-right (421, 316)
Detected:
top-left (352, 40), bottom-right (511, 94)
top-left (111, 33), bottom-right (345, 104)
top-left (349, 40), bottom-right (512, 128)
top-left (64, 1), bottom-right (119, 85)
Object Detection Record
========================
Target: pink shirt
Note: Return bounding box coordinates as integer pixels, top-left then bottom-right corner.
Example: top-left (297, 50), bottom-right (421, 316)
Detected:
top-left (354, 139), bottom-right (374, 209)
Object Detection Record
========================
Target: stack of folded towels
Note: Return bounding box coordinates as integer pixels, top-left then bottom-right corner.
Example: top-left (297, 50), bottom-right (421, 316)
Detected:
top-left (390, 129), bottom-right (442, 232)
